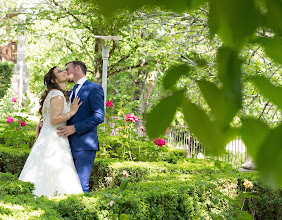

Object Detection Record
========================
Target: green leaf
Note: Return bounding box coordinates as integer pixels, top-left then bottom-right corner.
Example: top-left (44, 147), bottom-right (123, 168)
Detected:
top-left (217, 46), bottom-right (242, 116)
top-left (163, 64), bottom-right (191, 90)
top-left (120, 178), bottom-right (129, 191)
top-left (146, 90), bottom-right (184, 139)
top-left (196, 80), bottom-right (229, 128)
top-left (182, 97), bottom-right (226, 155)
top-left (257, 124), bottom-right (282, 188)
top-left (241, 118), bottom-right (270, 163)
top-left (240, 192), bottom-right (259, 199)
top-left (264, 0), bottom-right (282, 36)
top-left (250, 75), bottom-right (282, 109)
top-left (119, 214), bottom-right (129, 220)
top-left (256, 37), bottom-right (282, 65)
top-left (208, 0), bottom-right (260, 48)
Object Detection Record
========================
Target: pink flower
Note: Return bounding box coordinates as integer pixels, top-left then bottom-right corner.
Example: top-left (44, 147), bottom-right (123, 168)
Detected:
top-left (12, 97), bottom-right (17, 102)
top-left (140, 126), bottom-right (146, 132)
top-left (126, 113), bottom-right (138, 123)
top-left (154, 138), bottom-right (166, 147)
top-left (106, 101), bottom-right (113, 107)
top-left (6, 117), bottom-right (14, 123)
top-left (18, 119), bottom-right (27, 127)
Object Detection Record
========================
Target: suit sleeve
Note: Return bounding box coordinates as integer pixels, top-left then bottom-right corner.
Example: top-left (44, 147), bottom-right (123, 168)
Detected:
top-left (75, 84), bottom-right (105, 134)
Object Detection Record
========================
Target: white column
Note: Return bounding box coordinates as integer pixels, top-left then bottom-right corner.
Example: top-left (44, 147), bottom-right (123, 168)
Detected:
top-left (15, 13), bottom-right (27, 113)
top-left (102, 42), bottom-right (110, 108)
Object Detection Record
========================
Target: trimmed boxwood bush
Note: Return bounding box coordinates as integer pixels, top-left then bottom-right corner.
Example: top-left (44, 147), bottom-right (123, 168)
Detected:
top-left (0, 129), bottom-right (281, 219)
top-left (1, 163), bottom-right (281, 219)
top-left (0, 145), bottom-right (30, 175)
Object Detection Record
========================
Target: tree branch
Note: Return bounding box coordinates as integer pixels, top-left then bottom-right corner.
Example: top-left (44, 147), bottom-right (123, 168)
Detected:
top-left (108, 62), bottom-right (149, 77)
top-left (50, 0), bottom-right (95, 33)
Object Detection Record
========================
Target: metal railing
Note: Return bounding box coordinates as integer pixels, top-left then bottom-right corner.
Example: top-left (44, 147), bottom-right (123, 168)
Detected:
top-left (104, 117), bottom-right (248, 169)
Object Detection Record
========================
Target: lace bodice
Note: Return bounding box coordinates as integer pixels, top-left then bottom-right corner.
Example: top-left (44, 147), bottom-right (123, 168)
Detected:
top-left (42, 89), bottom-right (70, 129)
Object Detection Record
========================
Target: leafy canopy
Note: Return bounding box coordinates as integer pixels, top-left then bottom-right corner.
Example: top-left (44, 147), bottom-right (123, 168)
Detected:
top-left (81, 0), bottom-right (282, 188)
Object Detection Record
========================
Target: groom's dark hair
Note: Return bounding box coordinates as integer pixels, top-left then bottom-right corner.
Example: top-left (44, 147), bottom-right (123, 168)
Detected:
top-left (66, 61), bottom-right (87, 75)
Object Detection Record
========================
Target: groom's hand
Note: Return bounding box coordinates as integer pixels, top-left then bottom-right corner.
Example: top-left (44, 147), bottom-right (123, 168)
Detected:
top-left (57, 126), bottom-right (76, 138)
top-left (36, 121), bottom-right (43, 138)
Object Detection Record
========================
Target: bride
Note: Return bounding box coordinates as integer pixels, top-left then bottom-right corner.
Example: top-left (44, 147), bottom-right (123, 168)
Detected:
top-left (19, 66), bottom-right (83, 197)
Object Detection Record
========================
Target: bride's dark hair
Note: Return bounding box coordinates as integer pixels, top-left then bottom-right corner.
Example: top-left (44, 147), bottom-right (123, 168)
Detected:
top-left (39, 67), bottom-right (69, 117)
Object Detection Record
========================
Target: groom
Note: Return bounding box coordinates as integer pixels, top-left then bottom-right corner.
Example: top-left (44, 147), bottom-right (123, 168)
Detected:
top-left (57, 61), bottom-right (104, 192)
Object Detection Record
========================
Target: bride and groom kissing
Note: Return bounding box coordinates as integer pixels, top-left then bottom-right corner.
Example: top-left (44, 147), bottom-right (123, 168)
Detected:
top-left (19, 61), bottom-right (105, 197)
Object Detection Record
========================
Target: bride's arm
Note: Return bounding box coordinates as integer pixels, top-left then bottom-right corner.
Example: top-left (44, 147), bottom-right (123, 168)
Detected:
top-left (50, 96), bottom-right (81, 125)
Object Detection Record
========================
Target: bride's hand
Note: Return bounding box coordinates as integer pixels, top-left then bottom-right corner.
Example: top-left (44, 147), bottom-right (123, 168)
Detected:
top-left (70, 97), bottom-right (82, 116)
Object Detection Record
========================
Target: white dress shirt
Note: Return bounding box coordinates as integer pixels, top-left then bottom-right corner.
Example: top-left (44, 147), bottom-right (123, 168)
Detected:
top-left (69, 77), bottom-right (87, 102)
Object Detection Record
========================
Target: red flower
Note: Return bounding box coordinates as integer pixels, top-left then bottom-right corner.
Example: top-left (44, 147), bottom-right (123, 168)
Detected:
top-left (126, 113), bottom-right (138, 122)
top-left (6, 117), bottom-right (14, 123)
top-left (18, 119), bottom-right (27, 127)
top-left (106, 101), bottom-right (113, 107)
top-left (12, 97), bottom-right (17, 102)
top-left (154, 138), bottom-right (166, 147)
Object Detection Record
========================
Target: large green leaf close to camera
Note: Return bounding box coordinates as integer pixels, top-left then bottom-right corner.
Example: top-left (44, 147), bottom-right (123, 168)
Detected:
top-left (146, 90), bottom-right (184, 139)
top-left (250, 75), bottom-right (282, 110)
top-left (257, 124), bottom-right (282, 188)
top-left (241, 118), bottom-right (270, 164)
top-left (208, 0), bottom-right (260, 48)
top-left (163, 64), bottom-right (192, 90)
top-left (196, 80), bottom-right (229, 128)
top-left (265, 0), bottom-right (282, 36)
top-left (256, 37), bottom-right (282, 65)
top-left (182, 97), bottom-right (227, 155)
top-left (216, 47), bottom-right (242, 124)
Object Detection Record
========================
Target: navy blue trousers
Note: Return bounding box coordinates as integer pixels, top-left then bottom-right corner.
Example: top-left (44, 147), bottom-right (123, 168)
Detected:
top-left (72, 149), bottom-right (96, 193)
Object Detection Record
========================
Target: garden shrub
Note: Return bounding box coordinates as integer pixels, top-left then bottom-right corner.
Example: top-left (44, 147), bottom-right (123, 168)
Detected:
top-left (0, 162), bottom-right (281, 219)
top-left (0, 172), bottom-right (34, 196)
top-left (0, 118), bottom-right (37, 149)
top-left (0, 146), bottom-right (30, 175)
top-left (237, 174), bottom-right (282, 220)
top-left (0, 61), bottom-right (14, 99)
top-left (98, 135), bottom-right (187, 163)
top-left (56, 195), bottom-right (100, 220)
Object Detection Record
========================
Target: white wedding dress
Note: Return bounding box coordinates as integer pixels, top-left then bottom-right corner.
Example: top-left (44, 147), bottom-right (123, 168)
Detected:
top-left (19, 89), bottom-right (83, 197)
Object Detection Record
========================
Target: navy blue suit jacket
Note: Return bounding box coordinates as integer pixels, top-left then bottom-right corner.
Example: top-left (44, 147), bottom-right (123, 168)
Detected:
top-left (67, 80), bottom-right (104, 151)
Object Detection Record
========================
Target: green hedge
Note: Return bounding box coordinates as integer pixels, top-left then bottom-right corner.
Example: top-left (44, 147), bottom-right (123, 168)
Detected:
top-left (0, 61), bottom-right (14, 99)
top-left (1, 163), bottom-right (281, 219)
top-left (0, 171), bottom-right (238, 219)
top-left (0, 146), bottom-right (30, 175)
top-left (0, 133), bottom-right (281, 219)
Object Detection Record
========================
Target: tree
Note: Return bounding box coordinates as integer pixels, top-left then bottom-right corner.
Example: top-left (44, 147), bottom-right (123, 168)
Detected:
top-left (82, 0), bottom-right (282, 188)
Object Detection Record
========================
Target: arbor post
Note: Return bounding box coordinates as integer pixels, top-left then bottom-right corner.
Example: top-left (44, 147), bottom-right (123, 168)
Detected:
top-left (93, 35), bottom-right (121, 110)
